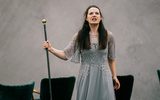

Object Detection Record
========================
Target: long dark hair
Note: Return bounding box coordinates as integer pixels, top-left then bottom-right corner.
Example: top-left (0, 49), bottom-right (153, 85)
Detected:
top-left (76, 5), bottom-right (108, 51)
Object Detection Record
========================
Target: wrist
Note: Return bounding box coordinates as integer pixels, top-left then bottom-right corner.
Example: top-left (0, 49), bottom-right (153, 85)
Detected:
top-left (48, 47), bottom-right (53, 52)
top-left (112, 76), bottom-right (117, 79)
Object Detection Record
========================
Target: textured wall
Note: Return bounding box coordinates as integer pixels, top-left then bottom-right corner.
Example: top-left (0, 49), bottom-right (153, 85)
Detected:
top-left (0, 0), bottom-right (160, 100)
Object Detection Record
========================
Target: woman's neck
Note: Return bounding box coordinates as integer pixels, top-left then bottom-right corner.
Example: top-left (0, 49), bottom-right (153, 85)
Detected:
top-left (89, 24), bottom-right (99, 36)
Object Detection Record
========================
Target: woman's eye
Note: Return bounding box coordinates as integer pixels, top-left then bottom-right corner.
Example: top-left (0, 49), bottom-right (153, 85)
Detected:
top-left (89, 12), bottom-right (93, 15)
top-left (95, 12), bottom-right (100, 15)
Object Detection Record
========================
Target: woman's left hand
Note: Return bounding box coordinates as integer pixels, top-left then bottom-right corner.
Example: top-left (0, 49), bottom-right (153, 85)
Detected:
top-left (113, 77), bottom-right (120, 90)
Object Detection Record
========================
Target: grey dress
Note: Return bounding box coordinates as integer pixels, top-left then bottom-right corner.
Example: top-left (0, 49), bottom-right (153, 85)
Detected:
top-left (64, 32), bottom-right (116, 100)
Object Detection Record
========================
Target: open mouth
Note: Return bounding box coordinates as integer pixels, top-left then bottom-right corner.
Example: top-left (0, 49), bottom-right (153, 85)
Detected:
top-left (91, 17), bottom-right (97, 21)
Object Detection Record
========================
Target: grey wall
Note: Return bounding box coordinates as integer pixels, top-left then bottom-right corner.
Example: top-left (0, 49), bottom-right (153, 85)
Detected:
top-left (0, 0), bottom-right (160, 100)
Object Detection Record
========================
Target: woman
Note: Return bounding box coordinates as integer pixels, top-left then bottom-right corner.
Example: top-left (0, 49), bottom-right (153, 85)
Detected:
top-left (43, 5), bottom-right (120, 100)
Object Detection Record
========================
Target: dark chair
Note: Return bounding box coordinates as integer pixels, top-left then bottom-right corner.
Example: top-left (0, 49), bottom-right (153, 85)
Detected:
top-left (33, 76), bottom-right (76, 100)
top-left (0, 82), bottom-right (35, 100)
top-left (115, 75), bottom-right (134, 100)
top-left (157, 69), bottom-right (160, 82)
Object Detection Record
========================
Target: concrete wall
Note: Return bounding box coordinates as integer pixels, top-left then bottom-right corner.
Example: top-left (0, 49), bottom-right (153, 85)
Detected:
top-left (0, 0), bottom-right (160, 99)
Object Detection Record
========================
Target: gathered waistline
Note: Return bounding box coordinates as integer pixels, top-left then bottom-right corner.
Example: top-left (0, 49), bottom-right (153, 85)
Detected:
top-left (81, 63), bottom-right (110, 70)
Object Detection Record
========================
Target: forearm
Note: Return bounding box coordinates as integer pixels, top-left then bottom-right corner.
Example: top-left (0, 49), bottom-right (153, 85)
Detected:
top-left (108, 59), bottom-right (117, 78)
top-left (48, 47), bottom-right (68, 60)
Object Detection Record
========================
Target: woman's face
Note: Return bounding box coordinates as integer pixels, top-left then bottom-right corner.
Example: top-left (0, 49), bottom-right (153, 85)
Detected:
top-left (86, 7), bottom-right (102, 25)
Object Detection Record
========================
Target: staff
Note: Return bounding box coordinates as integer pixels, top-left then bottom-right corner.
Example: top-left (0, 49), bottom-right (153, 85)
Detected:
top-left (42, 19), bottom-right (53, 100)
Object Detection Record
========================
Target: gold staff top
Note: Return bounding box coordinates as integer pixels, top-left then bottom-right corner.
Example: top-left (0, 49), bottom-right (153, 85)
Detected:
top-left (42, 19), bottom-right (47, 24)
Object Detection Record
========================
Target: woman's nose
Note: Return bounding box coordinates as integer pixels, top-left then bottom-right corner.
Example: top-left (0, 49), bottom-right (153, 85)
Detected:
top-left (93, 13), bottom-right (96, 16)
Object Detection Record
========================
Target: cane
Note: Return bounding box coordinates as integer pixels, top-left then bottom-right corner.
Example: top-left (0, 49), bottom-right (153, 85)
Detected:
top-left (42, 19), bottom-right (53, 100)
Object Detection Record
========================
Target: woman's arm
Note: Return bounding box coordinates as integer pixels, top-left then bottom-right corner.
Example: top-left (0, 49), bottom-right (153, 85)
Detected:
top-left (43, 41), bottom-right (68, 60)
top-left (108, 59), bottom-right (117, 79)
top-left (108, 59), bottom-right (120, 90)
top-left (42, 33), bottom-right (78, 61)
top-left (107, 31), bottom-right (120, 90)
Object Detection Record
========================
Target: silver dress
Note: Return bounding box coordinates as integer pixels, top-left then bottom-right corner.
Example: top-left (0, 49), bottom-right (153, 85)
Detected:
top-left (64, 32), bottom-right (116, 100)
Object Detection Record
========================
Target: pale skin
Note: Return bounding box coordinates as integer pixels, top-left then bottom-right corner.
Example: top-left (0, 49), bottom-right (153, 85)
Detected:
top-left (43, 7), bottom-right (120, 90)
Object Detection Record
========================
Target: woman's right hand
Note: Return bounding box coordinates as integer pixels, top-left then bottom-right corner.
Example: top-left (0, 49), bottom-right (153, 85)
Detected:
top-left (42, 41), bottom-right (67, 60)
top-left (42, 40), bottom-right (52, 51)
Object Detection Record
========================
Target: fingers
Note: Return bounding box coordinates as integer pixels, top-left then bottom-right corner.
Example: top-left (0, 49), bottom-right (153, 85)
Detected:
top-left (114, 82), bottom-right (120, 90)
top-left (113, 78), bottom-right (120, 90)
top-left (42, 40), bottom-right (51, 49)
top-left (42, 41), bottom-right (48, 49)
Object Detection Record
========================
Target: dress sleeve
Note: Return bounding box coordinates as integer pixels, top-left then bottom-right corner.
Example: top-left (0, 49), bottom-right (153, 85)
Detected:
top-left (63, 33), bottom-right (80, 63)
top-left (108, 31), bottom-right (116, 60)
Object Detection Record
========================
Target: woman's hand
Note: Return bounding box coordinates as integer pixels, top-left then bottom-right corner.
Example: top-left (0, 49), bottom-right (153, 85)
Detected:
top-left (42, 40), bottom-right (52, 51)
top-left (42, 40), bottom-right (67, 60)
top-left (113, 77), bottom-right (120, 90)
